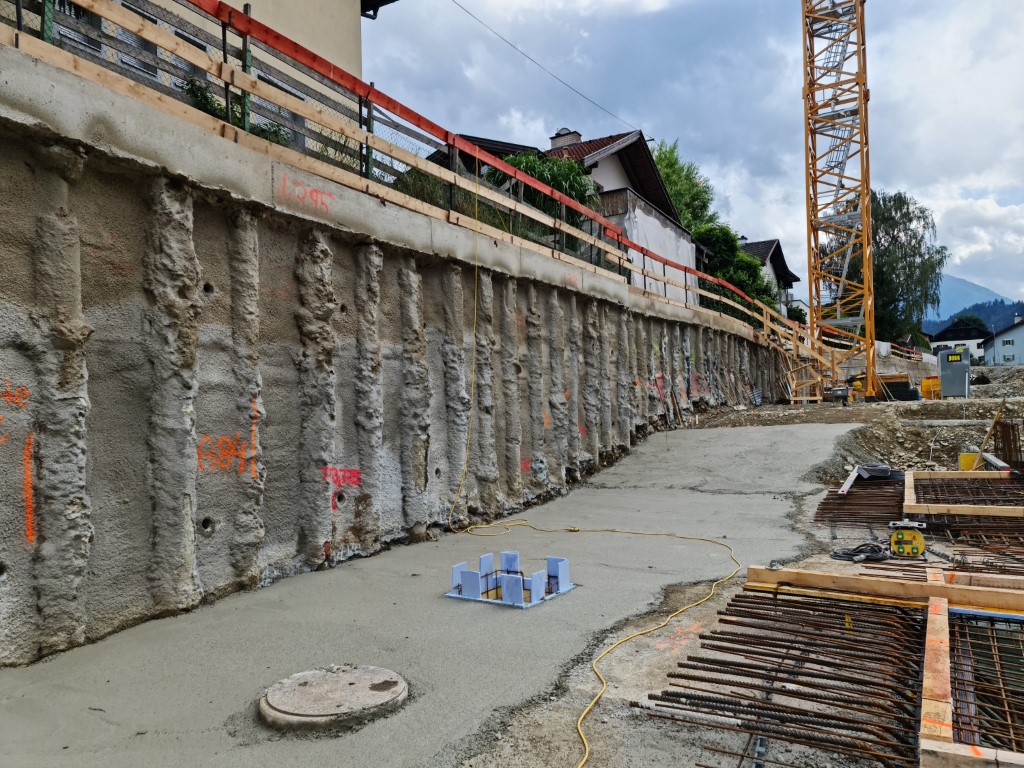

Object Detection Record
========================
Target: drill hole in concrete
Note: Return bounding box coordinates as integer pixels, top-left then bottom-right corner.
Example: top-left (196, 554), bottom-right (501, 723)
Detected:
top-left (0, 562), bottom-right (7, 580)
top-left (339, 303), bottom-right (348, 314)
top-left (200, 517), bottom-right (215, 534)
top-left (202, 282), bottom-right (215, 296)
top-left (434, 467), bottom-right (441, 478)
top-left (335, 491), bottom-right (346, 506)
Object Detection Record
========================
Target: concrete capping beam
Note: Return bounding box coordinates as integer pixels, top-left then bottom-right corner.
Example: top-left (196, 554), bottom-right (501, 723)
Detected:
top-left (627, 289), bottom-right (754, 340)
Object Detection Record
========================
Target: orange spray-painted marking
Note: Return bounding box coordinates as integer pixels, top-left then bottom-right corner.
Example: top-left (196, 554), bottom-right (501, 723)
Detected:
top-left (250, 398), bottom-right (259, 480)
top-left (970, 745), bottom-right (984, 757)
top-left (23, 432), bottom-right (35, 544)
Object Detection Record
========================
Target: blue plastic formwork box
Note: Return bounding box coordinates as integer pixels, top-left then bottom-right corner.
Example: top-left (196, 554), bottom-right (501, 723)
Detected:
top-left (446, 551), bottom-right (574, 609)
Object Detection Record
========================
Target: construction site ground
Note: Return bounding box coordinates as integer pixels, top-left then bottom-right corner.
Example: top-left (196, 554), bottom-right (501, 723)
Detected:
top-left (3, 368), bottom-right (1021, 768)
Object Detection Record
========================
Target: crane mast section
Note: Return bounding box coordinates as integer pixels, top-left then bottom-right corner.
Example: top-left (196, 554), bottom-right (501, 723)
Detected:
top-left (802, 0), bottom-right (876, 397)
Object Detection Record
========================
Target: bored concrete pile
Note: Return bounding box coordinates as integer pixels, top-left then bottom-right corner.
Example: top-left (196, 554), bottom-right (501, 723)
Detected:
top-left (0, 58), bottom-right (785, 667)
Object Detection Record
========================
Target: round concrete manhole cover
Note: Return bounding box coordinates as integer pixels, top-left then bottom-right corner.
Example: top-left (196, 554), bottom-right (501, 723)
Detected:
top-left (259, 665), bottom-right (408, 731)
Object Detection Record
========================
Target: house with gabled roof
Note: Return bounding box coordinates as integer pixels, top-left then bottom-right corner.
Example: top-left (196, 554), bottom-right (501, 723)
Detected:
top-left (983, 314), bottom-right (1024, 366)
top-left (446, 127), bottom-right (704, 305)
top-left (546, 128), bottom-right (703, 304)
top-left (739, 238), bottom-right (801, 316)
top-left (930, 316), bottom-right (988, 360)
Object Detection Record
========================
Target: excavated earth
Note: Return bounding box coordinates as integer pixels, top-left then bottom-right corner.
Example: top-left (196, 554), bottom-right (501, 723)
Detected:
top-left (455, 373), bottom-right (1024, 768)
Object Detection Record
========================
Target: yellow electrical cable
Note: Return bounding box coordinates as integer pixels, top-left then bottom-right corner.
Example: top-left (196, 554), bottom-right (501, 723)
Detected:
top-left (441, 152), bottom-right (742, 768)
top-left (452, 517), bottom-right (742, 768)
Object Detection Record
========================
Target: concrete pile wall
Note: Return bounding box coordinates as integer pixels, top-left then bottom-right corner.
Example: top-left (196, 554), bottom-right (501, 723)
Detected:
top-left (0, 46), bottom-right (785, 666)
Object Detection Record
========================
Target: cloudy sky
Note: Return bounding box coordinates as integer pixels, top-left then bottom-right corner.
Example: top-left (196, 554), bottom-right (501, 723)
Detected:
top-left (362, 0), bottom-right (1024, 302)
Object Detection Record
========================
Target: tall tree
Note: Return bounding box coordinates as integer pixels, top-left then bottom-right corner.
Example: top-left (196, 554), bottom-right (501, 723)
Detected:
top-left (868, 190), bottom-right (950, 342)
top-left (653, 140), bottom-right (719, 231)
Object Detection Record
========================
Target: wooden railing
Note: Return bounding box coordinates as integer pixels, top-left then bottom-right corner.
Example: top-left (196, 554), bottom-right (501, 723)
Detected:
top-left (0, 0), bottom-right (854, 401)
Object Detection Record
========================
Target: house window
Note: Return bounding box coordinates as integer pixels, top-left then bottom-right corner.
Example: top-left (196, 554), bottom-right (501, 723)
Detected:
top-left (170, 29), bottom-right (209, 86)
top-left (117, 4), bottom-right (160, 79)
top-left (1004, 354), bottom-right (1016, 363)
top-left (55, 1), bottom-right (103, 53)
top-left (1004, 339), bottom-right (1016, 347)
top-left (252, 72), bottom-right (302, 143)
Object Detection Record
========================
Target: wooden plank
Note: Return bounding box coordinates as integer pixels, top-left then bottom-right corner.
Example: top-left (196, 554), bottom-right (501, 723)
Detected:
top-left (904, 502), bottom-right (1024, 518)
top-left (920, 739), bottom-right (999, 768)
top-left (0, 26), bottom-right (226, 132)
top-left (746, 566), bottom-right (1024, 613)
top-left (922, 598), bottom-right (951, 706)
top-left (905, 471), bottom-right (917, 509)
top-left (912, 471), bottom-right (1008, 480)
top-left (947, 572), bottom-right (1024, 591)
top-left (448, 212), bottom-right (627, 285)
top-left (920, 697), bottom-right (955, 744)
top-left (75, 0), bottom-right (222, 75)
top-left (743, 582), bottom-right (927, 610)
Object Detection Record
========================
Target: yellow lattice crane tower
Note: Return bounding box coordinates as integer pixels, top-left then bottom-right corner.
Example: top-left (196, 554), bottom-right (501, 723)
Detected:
top-left (801, 0), bottom-right (878, 400)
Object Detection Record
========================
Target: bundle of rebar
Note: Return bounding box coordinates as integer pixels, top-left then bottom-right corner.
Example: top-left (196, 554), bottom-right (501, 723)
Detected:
top-left (814, 479), bottom-right (905, 526)
top-left (635, 590), bottom-right (925, 768)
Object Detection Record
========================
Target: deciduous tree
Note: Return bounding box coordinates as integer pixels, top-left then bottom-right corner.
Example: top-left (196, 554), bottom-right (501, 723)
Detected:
top-left (868, 190), bottom-right (949, 342)
top-left (653, 140), bottom-right (718, 231)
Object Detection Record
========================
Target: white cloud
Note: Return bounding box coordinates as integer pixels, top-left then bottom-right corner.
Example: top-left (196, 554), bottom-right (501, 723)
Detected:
top-left (470, 0), bottom-right (682, 21)
top-left (496, 108), bottom-right (550, 147)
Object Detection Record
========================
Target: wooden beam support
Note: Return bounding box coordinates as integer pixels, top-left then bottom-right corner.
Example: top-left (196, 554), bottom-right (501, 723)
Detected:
top-left (920, 597), bottom-right (953, 743)
top-left (746, 566), bottom-right (1024, 613)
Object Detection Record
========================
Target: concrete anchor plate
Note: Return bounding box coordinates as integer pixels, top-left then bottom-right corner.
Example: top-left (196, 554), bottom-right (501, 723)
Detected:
top-left (259, 665), bottom-right (408, 731)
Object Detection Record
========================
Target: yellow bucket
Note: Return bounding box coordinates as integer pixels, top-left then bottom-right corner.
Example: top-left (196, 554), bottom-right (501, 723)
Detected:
top-left (959, 452), bottom-right (982, 471)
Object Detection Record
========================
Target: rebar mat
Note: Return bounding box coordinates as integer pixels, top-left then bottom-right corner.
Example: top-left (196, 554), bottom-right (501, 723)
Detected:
top-left (915, 477), bottom-right (1024, 507)
top-left (814, 480), bottom-right (905, 525)
top-left (951, 613), bottom-right (1024, 752)
top-left (636, 590), bottom-right (926, 768)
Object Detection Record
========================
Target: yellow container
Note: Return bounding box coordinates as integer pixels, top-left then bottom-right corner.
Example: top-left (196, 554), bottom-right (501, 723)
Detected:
top-left (959, 452), bottom-right (982, 471)
top-left (921, 376), bottom-right (941, 400)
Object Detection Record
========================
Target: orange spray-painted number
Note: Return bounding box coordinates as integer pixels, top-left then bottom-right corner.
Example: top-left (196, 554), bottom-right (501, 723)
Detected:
top-left (198, 433), bottom-right (251, 473)
top-left (0, 378), bottom-right (30, 408)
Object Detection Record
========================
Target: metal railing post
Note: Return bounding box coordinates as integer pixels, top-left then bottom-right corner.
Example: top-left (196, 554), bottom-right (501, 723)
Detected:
top-left (365, 88), bottom-right (374, 180)
top-left (446, 138), bottom-right (457, 211)
top-left (555, 202), bottom-right (565, 253)
top-left (41, 0), bottom-right (54, 43)
top-left (221, 16), bottom-right (232, 126)
top-left (359, 86), bottom-right (374, 180)
top-left (15, 0), bottom-right (23, 31)
top-left (241, 3), bottom-right (252, 132)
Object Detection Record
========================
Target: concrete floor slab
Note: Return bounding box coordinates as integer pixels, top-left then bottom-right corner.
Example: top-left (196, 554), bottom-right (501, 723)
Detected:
top-left (0, 423), bottom-right (853, 768)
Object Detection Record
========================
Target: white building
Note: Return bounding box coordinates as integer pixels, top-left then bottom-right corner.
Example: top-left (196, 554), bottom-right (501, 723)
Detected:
top-left (983, 314), bottom-right (1024, 365)
top-left (739, 238), bottom-right (801, 317)
top-left (928, 316), bottom-right (988, 361)
top-left (547, 129), bottom-right (700, 304)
